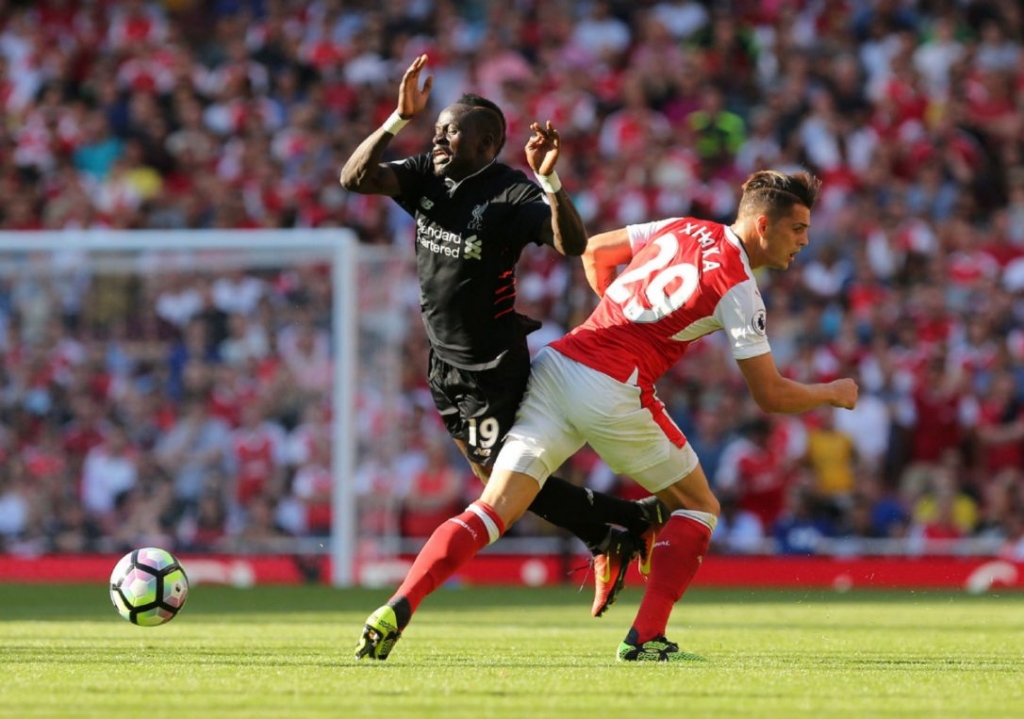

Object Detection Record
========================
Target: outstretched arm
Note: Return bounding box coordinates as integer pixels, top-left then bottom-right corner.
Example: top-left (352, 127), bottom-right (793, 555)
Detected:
top-left (737, 352), bottom-right (858, 414)
top-left (340, 54), bottom-right (433, 196)
top-left (581, 227), bottom-right (633, 297)
top-left (525, 121), bottom-right (587, 257)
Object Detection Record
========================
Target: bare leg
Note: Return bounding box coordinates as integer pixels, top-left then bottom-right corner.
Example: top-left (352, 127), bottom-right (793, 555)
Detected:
top-left (453, 438), bottom-right (652, 551)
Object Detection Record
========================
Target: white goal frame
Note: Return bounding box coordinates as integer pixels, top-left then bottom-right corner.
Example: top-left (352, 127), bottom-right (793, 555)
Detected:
top-left (0, 230), bottom-right (360, 587)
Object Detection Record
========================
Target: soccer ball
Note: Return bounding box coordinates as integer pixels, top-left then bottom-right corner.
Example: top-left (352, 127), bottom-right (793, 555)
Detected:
top-left (109, 547), bottom-right (189, 626)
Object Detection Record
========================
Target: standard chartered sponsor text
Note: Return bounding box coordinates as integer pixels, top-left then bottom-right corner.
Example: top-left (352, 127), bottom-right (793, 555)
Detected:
top-left (418, 219), bottom-right (463, 256)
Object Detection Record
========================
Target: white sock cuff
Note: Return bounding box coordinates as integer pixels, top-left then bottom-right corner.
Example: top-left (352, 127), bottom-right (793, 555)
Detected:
top-left (673, 509), bottom-right (718, 532)
top-left (467, 503), bottom-right (502, 544)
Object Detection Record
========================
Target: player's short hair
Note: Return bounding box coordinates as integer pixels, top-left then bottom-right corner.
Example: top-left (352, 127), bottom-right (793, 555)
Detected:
top-left (738, 170), bottom-right (821, 221)
top-left (455, 93), bottom-right (506, 154)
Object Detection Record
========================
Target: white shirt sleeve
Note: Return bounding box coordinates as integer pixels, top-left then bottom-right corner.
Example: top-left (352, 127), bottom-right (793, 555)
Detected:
top-left (626, 218), bottom-right (681, 255)
top-left (714, 279), bottom-right (772, 360)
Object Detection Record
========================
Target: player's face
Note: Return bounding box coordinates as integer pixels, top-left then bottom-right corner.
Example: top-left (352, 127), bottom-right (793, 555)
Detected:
top-left (762, 205), bottom-right (811, 270)
top-left (431, 105), bottom-right (492, 180)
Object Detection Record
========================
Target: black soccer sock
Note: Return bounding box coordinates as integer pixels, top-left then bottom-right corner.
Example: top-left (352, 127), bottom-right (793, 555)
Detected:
top-left (527, 475), bottom-right (649, 553)
top-left (386, 596), bottom-right (412, 630)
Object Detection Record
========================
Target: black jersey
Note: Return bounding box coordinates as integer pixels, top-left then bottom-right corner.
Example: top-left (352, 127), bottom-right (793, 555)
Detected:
top-left (388, 154), bottom-right (553, 369)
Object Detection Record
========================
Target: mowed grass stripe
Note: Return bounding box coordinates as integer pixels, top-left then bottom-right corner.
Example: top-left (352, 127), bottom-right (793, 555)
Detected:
top-left (0, 585), bottom-right (1021, 718)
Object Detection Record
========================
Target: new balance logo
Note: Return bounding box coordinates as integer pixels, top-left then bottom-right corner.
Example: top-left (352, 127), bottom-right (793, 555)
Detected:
top-left (464, 235), bottom-right (482, 260)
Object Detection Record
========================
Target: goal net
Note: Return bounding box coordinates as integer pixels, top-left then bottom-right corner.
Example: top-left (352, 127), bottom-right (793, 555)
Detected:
top-left (0, 230), bottom-right (368, 584)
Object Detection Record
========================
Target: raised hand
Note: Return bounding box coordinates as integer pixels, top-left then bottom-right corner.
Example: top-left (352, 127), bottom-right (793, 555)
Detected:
top-left (397, 54), bottom-right (433, 119)
top-left (524, 121), bottom-right (561, 177)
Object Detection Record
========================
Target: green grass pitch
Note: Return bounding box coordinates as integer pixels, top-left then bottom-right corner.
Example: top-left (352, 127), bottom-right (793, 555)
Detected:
top-left (1, 583), bottom-right (1022, 718)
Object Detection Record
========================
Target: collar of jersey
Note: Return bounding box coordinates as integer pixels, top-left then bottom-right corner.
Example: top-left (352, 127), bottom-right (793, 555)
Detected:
top-left (443, 159), bottom-right (497, 196)
top-left (724, 225), bottom-right (756, 277)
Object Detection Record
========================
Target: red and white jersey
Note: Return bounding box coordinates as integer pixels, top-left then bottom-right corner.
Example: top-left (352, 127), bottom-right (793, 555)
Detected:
top-left (230, 424), bottom-right (286, 487)
top-left (554, 216), bottom-right (771, 388)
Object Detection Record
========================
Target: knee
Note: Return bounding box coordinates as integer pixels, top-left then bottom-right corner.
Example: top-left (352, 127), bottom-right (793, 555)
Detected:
top-left (690, 484), bottom-right (720, 517)
top-left (660, 485), bottom-right (720, 517)
top-left (470, 462), bottom-right (491, 484)
top-left (701, 493), bottom-right (721, 518)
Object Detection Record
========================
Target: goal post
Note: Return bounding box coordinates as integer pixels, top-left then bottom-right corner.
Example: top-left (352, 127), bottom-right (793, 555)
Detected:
top-left (330, 231), bottom-right (357, 587)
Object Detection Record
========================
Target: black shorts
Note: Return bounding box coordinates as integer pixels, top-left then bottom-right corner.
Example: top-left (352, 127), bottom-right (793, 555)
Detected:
top-left (427, 342), bottom-right (532, 467)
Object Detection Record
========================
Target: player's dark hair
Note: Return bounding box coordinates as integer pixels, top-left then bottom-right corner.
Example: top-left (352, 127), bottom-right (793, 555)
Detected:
top-left (738, 170), bottom-right (821, 221)
top-left (456, 93), bottom-right (506, 154)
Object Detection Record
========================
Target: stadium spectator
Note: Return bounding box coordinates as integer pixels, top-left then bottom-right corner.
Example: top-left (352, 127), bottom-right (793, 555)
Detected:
top-left (227, 402), bottom-right (287, 508)
top-left (276, 311), bottom-right (332, 396)
top-left (772, 485), bottom-right (837, 556)
top-left (710, 494), bottom-right (764, 555)
top-left (685, 400), bottom-right (736, 492)
top-left (79, 423), bottom-right (139, 532)
top-left (802, 406), bottom-right (857, 504)
top-left (685, 83), bottom-right (746, 169)
top-left (399, 437), bottom-right (467, 538)
top-left (154, 395), bottom-right (231, 512)
top-left (972, 370), bottom-right (1024, 475)
top-left (569, 0), bottom-right (631, 65)
top-left (908, 460), bottom-right (979, 549)
top-left (176, 489), bottom-right (229, 552)
top-left (287, 433), bottom-right (334, 537)
top-left (716, 418), bottom-right (790, 532)
top-left (0, 459), bottom-right (36, 550)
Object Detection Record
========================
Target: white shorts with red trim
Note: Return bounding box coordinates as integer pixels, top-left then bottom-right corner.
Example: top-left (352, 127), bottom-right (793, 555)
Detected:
top-left (494, 347), bottom-right (699, 493)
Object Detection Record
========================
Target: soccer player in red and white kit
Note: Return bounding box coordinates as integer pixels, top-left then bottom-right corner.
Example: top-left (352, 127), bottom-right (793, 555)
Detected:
top-left (356, 170), bottom-right (859, 661)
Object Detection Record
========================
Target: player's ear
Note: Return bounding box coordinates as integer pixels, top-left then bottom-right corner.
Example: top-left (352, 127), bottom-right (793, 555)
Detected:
top-left (757, 214), bottom-right (769, 238)
top-left (479, 130), bottom-right (499, 156)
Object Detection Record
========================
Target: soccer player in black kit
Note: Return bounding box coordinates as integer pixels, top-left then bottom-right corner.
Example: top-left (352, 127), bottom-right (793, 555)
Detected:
top-left (341, 55), bottom-right (664, 653)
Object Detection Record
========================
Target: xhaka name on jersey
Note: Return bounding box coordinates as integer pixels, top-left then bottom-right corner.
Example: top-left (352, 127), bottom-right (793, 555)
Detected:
top-left (679, 220), bottom-right (722, 272)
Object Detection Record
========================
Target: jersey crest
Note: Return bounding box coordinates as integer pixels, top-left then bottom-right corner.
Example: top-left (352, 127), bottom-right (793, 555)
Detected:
top-left (468, 201), bottom-right (489, 230)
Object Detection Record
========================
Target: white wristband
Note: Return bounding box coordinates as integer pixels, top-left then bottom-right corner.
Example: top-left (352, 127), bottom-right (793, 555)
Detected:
top-left (534, 170), bottom-right (562, 194)
top-left (382, 110), bottom-right (409, 135)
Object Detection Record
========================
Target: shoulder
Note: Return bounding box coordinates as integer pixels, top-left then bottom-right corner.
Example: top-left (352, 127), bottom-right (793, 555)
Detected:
top-left (492, 161), bottom-right (528, 183)
top-left (491, 163), bottom-right (543, 201)
top-left (387, 154), bottom-right (441, 204)
top-left (630, 216), bottom-right (730, 253)
top-left (387, 153), bottom-right (434, 185)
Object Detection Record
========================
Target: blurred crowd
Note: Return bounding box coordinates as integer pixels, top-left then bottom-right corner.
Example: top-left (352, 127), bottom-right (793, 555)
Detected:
top-left (1, 0), bottom-right (1024, 560)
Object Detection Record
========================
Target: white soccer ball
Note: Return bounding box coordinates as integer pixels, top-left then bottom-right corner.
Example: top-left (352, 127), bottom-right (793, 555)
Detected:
top-left (109, 547), bottom-right (190, 626)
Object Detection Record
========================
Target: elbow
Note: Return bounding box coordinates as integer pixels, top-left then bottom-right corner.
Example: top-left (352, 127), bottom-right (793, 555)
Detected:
top-left (751, 388), bottom-right (786, 415)
top-left (339, 168), bottom-right (361, 193)
top-left (339, 163), bottom-right (372, 193)
top-left (564, 238), bottom-right (587, 257)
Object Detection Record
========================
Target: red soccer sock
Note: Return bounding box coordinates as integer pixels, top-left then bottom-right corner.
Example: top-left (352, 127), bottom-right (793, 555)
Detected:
top-left (391, 500), bottom-right (505, 624)
top-left (631, 513), bottom-right (713, 643)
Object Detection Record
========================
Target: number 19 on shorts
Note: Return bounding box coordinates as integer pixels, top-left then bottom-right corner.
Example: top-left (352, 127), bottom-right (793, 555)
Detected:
top-left (468, 417), bottom-right (500, 450)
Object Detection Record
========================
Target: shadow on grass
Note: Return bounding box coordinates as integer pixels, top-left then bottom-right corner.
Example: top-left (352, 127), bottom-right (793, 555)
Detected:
top-left (0, 583), bottom-right (1017, 622)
